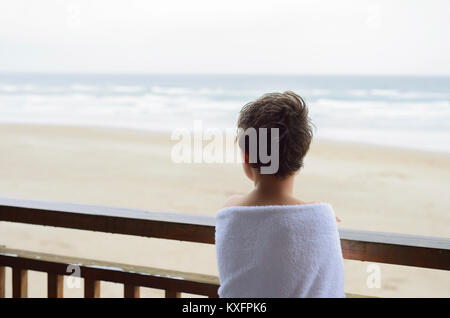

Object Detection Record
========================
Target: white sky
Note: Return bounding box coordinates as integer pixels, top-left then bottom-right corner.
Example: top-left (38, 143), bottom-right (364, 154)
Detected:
top-left (0, 0), bottom-right (449, 75)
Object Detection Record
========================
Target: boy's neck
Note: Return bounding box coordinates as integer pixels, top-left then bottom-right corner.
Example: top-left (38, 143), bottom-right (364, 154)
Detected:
top-left (253, 174), bottom-right (295, 197)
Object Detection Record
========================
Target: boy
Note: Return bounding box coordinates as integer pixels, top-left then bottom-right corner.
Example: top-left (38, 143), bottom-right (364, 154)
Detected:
top-left (215, 91), bottom-right (345, 298)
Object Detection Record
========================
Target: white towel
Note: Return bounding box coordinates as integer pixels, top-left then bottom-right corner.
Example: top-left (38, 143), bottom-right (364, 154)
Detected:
top-left (215, 203), bottom-right (345, 298)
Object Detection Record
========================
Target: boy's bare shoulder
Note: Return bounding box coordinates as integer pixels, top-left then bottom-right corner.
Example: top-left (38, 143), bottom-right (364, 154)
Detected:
top-left (282, 197), bottom-right (323, 205)
top-left (298, 199), bottom-right (323, 204)
top-left (223, 195), bottom-right (322, 208)
top-left (223, 194), bottom-right (245, 208)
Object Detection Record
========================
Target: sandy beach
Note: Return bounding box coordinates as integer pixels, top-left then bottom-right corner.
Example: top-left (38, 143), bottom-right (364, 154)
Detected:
top-left (0, 123), bottom-right (449, 297)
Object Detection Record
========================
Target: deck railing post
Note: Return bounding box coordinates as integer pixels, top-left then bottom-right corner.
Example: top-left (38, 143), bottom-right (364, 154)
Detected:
top-left (48, 274), bottom-right (64, 298)
top-left (124, 284), bottom-right (140, 298)
top-left (165, 290), bottom-right (181, 298)
top-left (0, 266), bottom-right (5, 298)
top-left (84, 278), bottom-right (100, 298)
top-left (12, 267), bottom-right (28, 298)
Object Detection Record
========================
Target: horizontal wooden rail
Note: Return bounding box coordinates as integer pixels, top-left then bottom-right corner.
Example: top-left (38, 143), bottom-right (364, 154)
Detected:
top-left (0, 247), bottom-right (372, 298)
top-left (1, 197), bottom-right (449, 271)
top-left (0, 247), bottom-right (219, 298)
top-left (0, 197), bottom-right (215, 244)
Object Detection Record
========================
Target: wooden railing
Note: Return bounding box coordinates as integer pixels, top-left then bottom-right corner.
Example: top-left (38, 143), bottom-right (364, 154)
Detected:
top-left (0, 197), bottom-right (449, 298)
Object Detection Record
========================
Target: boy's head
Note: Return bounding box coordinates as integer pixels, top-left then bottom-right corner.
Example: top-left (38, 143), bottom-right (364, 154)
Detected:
top-left (237, 91), bottom-right (313, 178)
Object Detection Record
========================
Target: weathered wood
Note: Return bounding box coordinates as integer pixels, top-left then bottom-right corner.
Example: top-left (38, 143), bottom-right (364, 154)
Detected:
top-left (124, 284), bottom-right (140, 298)
top-left (84, 279), bottom-right (100, 298)
top-left (339, 228), bottom-right (450, 250)
top-left (339, 227), bottom-right (450, 271)
top-left (0, 197), bottom-right (215, 244)
top-left (1, 197), bottom-right (449, 270)
top-left (0, 266), bottom-right (5, 298)
top-left (0, 246), bottom-right (371, 298)
top-left (0, 247), bottom-right (219, 297)
top-left (341, 239), bottom-right (450, 271)
top-left (165, 290), bottom-right (181, 298)
top-left (47, 273), bottom-right (64, 298)
top-left (12, 268), bottom-right (27, 298)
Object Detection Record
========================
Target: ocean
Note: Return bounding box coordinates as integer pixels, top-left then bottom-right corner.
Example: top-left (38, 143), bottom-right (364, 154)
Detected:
top-left (0, 73), bottom-right (449, 153)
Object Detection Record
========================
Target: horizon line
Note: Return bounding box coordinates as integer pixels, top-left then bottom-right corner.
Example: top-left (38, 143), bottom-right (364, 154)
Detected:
top-left (1, 71), bottom-right (450, 78)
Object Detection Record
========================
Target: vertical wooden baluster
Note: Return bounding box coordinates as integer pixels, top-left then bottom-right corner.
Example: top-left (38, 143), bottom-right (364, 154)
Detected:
top-left (124, 284), bottom-right (140, 298)
top-left (48, 274), bottom-right (64, 298)
top-left (165, 290), bottom-right (181, 298)
top-left (209, 289), bottom-right (219, 298)
top-left (84, 279), bottom-right (100, 298)
top-left (12, 267), bottom-right (28, 298)
top-left (0, 266), bottom-right (5, 298)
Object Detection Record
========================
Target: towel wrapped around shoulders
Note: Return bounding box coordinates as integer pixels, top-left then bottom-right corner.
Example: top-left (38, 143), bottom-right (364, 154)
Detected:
top-left (215, 203), bottom-right (345, 298)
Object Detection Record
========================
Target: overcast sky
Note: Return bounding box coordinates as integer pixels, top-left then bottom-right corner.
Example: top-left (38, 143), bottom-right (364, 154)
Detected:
top-left (0, 0), bottom-right (449, 75)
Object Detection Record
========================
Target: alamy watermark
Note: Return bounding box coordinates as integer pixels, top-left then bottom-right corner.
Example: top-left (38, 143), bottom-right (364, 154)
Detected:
top-left (170, 120), bottom-right (280, 175)
top-left (366, 3), bottom-right (382, 30)
top-left (66, 3), bottom-right (81, 30)
top-left (66, 264), bottom-right (81, 289)
top-left (366, 263), bottom-right (381, 289)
